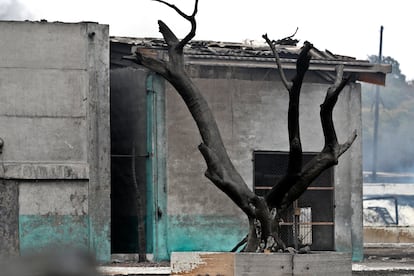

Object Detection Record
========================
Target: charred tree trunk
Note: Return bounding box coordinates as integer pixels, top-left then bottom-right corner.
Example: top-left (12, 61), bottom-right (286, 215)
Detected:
top-left (131, 0), bottom-right (357, 253)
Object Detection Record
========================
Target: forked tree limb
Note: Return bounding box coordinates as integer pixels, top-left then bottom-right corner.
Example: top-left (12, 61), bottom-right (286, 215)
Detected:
top-left (263, 36), bottom-right (312, 177)
top-left (134, 0), bottom-right (261, 220)
top-left (153, 0), bottom-right (198, 50)
top-left (135, 1), bottom-right (357, 252)
top-left (153, 0), bottom-right (197, 21)
top-left (263, 37), bottom-right (313, 208)
top-left (275, 66), bottom-right (357, 211)
top-left (320, 65), bottom-right (357, 152)
top-left (263, 43), bottom-right (357, 211)
top-left (137, 1), bottom-right (282, 252)
top-left (320, 65), bottom-right (350, 145)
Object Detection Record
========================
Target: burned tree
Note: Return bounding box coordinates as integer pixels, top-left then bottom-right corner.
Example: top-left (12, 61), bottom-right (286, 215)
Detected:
top-left (132, 0), bottom-right (357, 252)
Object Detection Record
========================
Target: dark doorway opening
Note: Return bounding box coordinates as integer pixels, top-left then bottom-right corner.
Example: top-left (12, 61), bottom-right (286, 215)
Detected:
top-left (253, 151), bottom-right (335, 250)
top-left (110, 66), bottom-right (148, 256)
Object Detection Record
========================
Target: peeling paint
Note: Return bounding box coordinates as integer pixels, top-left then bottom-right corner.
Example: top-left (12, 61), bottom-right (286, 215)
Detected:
top-left (168, 215), bottom-right (246, 254)
top-left (171, 252), bottom-right (205, 273)
top-left (19, 215), bottom-right (88, 254)
top-left (88, 222), bottom-right (110, 262)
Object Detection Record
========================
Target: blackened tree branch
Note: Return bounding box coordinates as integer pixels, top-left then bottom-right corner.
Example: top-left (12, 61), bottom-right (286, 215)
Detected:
top-left (153, 0), bottom-right (198, 50)
top-left (153, 0), bottom-right (192, 20)
top-left (157, 20), bottom-right (179, 47)
top-left (264, 40), bottom-right (313, 209)
top-left (276, 65), bottom-right (357, 212)
top-left (134, 1), bottom-right (356, 253)
top-left (135, 1), bottom-right (263, 224)
top-left (339, 130), bottom-right (358, 156)
top-left (263, 33), bottom-right (292, 91)
top-left (264, 46), bottom-right (356, 213)
top-left (287, 41), bottom-right (312, 175)
top-left (320, 65), bottom-right (349, 146)
top-left (132, 50), bottom-right (169, 77)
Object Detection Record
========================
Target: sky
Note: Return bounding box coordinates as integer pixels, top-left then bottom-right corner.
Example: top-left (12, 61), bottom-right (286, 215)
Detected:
top-left (1, 0), bottom-right (413, 80)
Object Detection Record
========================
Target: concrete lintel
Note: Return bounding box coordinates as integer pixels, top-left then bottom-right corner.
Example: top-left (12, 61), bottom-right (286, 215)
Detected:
top-left (1, 162), bottom-right (89, 180)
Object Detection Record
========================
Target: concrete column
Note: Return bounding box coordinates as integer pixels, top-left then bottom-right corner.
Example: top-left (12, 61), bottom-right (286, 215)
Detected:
top-left (0, 180), bottom-right (19, 257)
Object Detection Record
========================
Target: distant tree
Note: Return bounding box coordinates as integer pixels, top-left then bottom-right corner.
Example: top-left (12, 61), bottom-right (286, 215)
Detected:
top-left (362, 55), bottom-right (414, 174)
top-left (368, 55), bottom-right (406, 84)
top-left (133, 0), bottom-right (356, 252)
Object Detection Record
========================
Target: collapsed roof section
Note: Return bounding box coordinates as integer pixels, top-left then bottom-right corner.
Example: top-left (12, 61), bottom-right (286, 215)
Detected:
top-left (111, 37), bottom-right (391, 85)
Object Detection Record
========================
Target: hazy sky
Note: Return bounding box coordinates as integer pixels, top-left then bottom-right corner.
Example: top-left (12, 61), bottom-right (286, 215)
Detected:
top-left (3, 0), bottom-right (413, 80)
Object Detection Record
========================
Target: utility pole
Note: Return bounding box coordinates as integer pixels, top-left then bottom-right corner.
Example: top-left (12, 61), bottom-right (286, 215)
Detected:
top-left (372, 26), bottom-right (384, 181)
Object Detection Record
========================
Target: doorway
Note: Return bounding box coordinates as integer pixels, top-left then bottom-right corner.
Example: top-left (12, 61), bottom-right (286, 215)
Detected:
top-left (110, 67), bottom-right (149, 256)
top-left (110, 60), bottom-right (168, 260)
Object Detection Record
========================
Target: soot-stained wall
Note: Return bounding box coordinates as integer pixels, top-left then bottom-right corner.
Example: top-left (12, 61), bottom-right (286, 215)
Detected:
top-left (164, 66), bottom-right (362, 259)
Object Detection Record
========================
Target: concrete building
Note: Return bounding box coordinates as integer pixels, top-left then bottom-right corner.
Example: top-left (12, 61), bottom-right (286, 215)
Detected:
top-left (110, 38), bottom-right (390, 262)
top-left (0, 21), bottom-right (110, 262)
top-left (0, 21), bottom-right (390, 262)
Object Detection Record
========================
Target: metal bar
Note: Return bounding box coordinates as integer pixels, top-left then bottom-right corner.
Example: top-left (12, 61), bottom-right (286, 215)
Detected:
top-left (306, 187), bottom-right (334, 191)
top-left (395, 197), bottom-right (399, 225)
top-left (255, 186), bottom-right (333, 190)
top-left (146, 73), bottom-right (155, 259)
top-left (280, 222), bottom-right (334, 226)
top-left (111, 154), bottom-right (150, 158)
top-left (293, 201), bottom-right (300, 250)
top-left (372, 25), bottom-right (384, 181)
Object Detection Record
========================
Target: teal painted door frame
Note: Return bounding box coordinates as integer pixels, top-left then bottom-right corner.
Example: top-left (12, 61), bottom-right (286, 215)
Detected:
top-left (146, 73), bottom-right (168, 260)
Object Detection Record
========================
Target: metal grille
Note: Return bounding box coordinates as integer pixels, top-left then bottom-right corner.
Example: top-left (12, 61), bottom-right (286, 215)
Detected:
top-left (253, 151), bottom-right (334, 250)
top-left (299, 207), bottom-right (312, 245)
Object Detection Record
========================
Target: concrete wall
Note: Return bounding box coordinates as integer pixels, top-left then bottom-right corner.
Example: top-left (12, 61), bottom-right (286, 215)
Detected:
top-left (364, 227), bottom-right (414, 243)
top-left (0, 21), bottom-right (110, 261)
top-left (171, 252), bottom-right (352, 276)
top-left (165, 67), bottom-right (362, 259)
top-left (0, 180), bottom-right (19, 257)
top-left (363, 183), bottom-right (414, 245)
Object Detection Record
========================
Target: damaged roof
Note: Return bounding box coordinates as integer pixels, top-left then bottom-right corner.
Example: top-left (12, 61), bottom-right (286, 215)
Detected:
top-left (111, 37), bottom-right (391, 85)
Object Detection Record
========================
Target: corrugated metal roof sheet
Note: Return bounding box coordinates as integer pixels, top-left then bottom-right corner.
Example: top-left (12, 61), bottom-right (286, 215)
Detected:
top-left (110, 36), bottom-right (391, 85)
top-left (110, 36), bottom-right (357, 61)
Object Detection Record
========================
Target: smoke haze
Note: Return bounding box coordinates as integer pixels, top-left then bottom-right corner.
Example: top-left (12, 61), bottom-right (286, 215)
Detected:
top-left (362, 56), bottom-right (414, 176)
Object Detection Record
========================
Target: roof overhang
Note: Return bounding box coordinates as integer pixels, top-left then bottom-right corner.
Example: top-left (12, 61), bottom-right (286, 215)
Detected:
top-left (111, 37), bottom-right (391, 86)
top-left (184, 54), bottom-right (391, 85)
